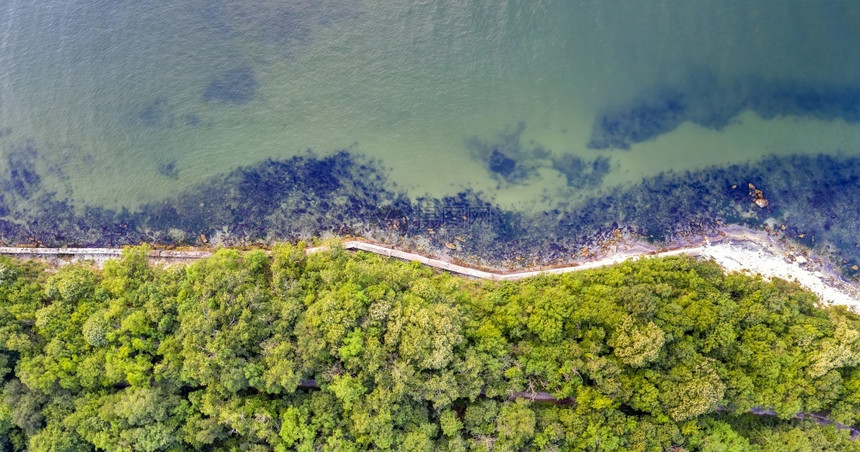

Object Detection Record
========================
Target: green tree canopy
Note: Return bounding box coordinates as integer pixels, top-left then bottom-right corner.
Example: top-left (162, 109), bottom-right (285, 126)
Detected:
top-left (0, 244), bottom-right (857, 450)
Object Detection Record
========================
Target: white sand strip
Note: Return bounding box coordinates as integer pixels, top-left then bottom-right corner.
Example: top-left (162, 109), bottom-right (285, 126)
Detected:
top-left (698, 241), bottom-right (860, 308)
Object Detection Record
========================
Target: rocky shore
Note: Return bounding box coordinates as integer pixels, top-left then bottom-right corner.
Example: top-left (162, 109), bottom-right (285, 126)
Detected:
top-left (3, 148), bottom-right (860, 286)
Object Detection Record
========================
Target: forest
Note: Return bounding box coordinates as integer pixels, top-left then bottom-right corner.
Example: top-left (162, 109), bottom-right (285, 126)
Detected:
top-left (0, 242), bottom-right (859, 451)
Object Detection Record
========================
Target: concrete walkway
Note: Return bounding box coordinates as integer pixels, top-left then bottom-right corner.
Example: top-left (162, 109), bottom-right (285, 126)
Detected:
top-left (1, 227), bottom-right (858, 307)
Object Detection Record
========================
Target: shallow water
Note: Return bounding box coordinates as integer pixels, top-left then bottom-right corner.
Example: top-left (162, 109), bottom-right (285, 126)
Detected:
top-left (1, 1), bottom-right (860, 267)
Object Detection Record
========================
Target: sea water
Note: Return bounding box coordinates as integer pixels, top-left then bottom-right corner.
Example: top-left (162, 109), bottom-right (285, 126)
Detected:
top-left (1, 1), bottom-right (859, 260)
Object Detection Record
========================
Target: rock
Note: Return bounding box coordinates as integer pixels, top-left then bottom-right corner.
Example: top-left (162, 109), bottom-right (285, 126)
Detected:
top-left (445, 242), bottom-right (456, 250)
top-left (795, 256), bottom-right (807, 265)
top-left (748, 184), bottom-right (768, 208)
top-left (488, 149), bottom-right (516, 177)
top-left (157, 161), bottom-right (179, 179)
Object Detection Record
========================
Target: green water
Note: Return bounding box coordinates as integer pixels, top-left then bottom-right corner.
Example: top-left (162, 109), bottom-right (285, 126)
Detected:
top-left (2, 1), bottom-right (860, 213)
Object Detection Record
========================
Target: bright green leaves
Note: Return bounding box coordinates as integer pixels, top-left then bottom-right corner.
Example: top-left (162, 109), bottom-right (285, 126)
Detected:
top-left (45, 265), bottom-right (101, 303)
top-left (609, 316), bottom-right (666, 367)
top-left (297, 281), bottom-right (368, 360)
top-left (176, 249), bottom-right (273, 391)
top-left (808, 315), bottom-right (860, 378)
top-left (495, 399), bottom-right (537, 450)
top-left (257, 341), bottom-right (300, 394)
top-left (101, 246), bottom-right (154, 298)
top-left (0, 247), bottom-right (858, 450)
top-left (278, 405), bottom-right (316, 451)
top-left (525, 285), bottom-right (569, 343)
top-left (385, 293), bottom-right (464, 371)
top-left (272, 242), bottom-right (307, 286)
top-left (328, 374), bottom-right (366, 411)
top-left (659, 359), bottom-right (726, 421)
top-left (82, 311), bottom-right (109, 348)
top-left (18, 264), bottom-right (106, 393)
top-left (66, 387), bottom-right (189, 452)
top-left (464, 399), bottom-right (499, 437)
top-left (439, 409), bottom-right (462, 438)
top-left (338, 328), bottom-right (364, 361)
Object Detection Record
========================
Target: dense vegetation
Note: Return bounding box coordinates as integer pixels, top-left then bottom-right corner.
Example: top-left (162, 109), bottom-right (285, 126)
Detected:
top-left (0, 243), bottom-right (859, 451)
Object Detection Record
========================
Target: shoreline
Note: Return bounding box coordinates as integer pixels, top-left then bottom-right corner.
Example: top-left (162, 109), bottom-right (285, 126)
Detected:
top-left (1, 225), bottom-right (857, 309)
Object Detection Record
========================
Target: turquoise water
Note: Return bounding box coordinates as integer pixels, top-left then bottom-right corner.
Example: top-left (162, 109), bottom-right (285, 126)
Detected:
top-left (2, 1), bottom-right (858, 210)
top-left (2, 1), bottom-right (860, 266)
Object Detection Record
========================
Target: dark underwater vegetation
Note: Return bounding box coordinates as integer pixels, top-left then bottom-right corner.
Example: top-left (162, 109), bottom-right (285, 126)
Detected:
top-left (138, 98), bottom-right (173, 128)
top-left (136, 99), bottom-right (211, 132)
top-left (203, 66), bottom-right (258, 104)
top-left (4, 142), bottom-right (41, 200)
top-left (156, 160), bottom-right (179, 180)
top-left (467, 122), bottom-right (546, 184)
top-left (1, 139), bottom-right (860, 279)
top-left (468, 122), bottom-right (610, 189)
top-left (551, 154), bottom-right (611, 190)
top-left (589, 78), bottom-right (860, 150)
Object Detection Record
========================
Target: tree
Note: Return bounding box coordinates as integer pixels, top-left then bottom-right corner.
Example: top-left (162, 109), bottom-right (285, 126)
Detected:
top-left (609, 315), bottom-right (665, 367)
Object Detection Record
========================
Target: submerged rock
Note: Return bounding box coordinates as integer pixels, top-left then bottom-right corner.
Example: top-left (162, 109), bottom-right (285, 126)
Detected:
top-left (203, 66), bottom-right (258, 104)
top-left (588, 77), bottom-right (860, 150)
top-left (139, 98), bottom-right (172, 127)
top-left (488, 149), bottom-right (516, 176)
top-left (551, 154), bottom-right (611, 189)
top-left (157, 161), bottom-right (179, 179)
top-left (589, 90), bottom-right (688, 150)
top-left (5, 142), bottom-right (41, 198)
